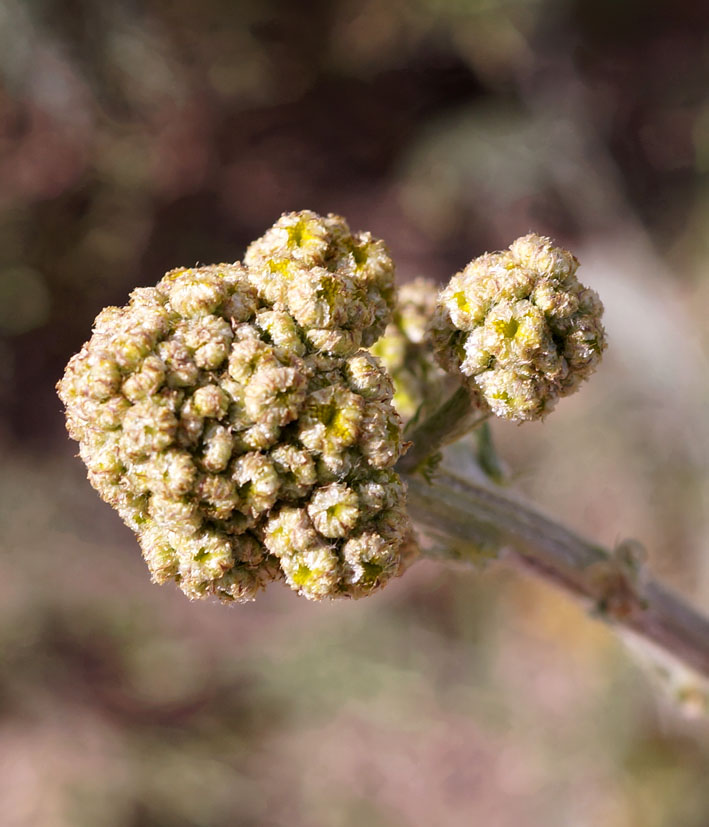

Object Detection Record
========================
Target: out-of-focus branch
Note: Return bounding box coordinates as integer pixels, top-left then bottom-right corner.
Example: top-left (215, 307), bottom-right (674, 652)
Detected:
top-left (404, 465), bottom-right (709, 682)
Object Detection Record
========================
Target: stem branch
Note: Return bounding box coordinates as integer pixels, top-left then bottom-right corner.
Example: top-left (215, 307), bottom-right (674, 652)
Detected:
top-left (399, 387), bottom-right (489, 474)
top-left (403, 465), bottom-right (709, 681)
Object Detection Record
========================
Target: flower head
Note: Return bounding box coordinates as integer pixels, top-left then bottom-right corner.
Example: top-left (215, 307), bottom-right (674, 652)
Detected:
top-left (58, 211), bottom-right (413, 602)
top-left (429, 234), bottom-right (606, 421)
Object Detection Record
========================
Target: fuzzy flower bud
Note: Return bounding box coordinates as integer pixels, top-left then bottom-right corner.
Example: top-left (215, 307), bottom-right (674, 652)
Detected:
top-left (58, 212), bottom-right (414, 603)
top-left (429, 234), bottom-right (606, 421)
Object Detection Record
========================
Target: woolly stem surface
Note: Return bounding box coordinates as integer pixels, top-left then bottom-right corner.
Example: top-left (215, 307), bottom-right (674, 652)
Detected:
top-left (398, 387), bottom-right (490, 474)
top-left (404, 464), bottom-right (709, 682)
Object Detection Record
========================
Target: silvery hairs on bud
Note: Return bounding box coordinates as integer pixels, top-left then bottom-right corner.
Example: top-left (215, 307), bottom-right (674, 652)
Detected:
top-left (429, 233), bottom-right (607, 422)
top-left (58, 211), bottom-right (416, 603)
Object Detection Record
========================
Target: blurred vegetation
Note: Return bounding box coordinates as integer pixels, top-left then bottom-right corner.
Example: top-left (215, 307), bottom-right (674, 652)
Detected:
top-left (3, 0), bottom-right (709, 824)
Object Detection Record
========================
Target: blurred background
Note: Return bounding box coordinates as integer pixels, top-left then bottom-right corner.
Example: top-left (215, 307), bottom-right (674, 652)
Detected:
top-left (3, 0), bottom-right (709, 824)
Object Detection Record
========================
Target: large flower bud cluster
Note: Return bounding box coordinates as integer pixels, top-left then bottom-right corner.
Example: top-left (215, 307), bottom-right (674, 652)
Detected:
top-left (58, 211), bottom-right (413, 602)
top-left (371, 278), bottom-right (453, 422)
top-left (429, 234), bottom-right (606, 421)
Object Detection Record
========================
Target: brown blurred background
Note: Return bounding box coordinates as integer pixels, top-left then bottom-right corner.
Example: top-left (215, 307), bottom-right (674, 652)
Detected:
top-left (3, 0), bottom-right (709, 824)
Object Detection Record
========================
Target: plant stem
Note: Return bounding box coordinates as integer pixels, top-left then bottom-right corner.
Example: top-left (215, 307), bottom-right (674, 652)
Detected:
top-left (398, 387), bottom-right (490, 474)
top-left (403, 464), bottom-right (709, 682)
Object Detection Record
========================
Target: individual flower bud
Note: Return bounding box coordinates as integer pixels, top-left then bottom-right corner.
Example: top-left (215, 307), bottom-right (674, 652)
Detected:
top-left (81, 436), bottom-right (124, 497)
top-left (270, 444), bottom-right (317, 500)
top-left (111, 329), bottom-right (158, 373)
top-left (198, 472), bottom-right (240, 522)
top-left (280, 545), bottom-right (341, 600)
top-left (316, 447), bottom-right (358, 482)
top-left (182, 315), bottom-right (234, 370)
top-left (243, 362), bottom-right (307, 428)
top-left (235, 420), bottom-right (281, 452)
top-left (344, 351), bottom-right (394, 401)
top-left (160, 268), bottom-right (230, 318)
top-left (304, 327), bottom-right (362, 356)
top-left (79, 349), bottom-right (122, 401)
top-left (509, 234), bottom-right (576, 280)
top-left (141, 524), bottom-right (179, 583)
top-left (147, 449), bottom-right (196, 497)
top-left (354, 469), bottom-right (406, 518)
top-left (307, 483), bottom-right (360, 538)
top-left (177, 396), bottom-right (204, 447)
top-left (262, 505), bottom-right (323, 558)
top-left (255, 310), bottom-right (306, 356)
top-left (121, 354), bottom-right (166, 403)
top-left (375, 502), bottom-right (411, 546)
top-left (341, 531), bottom-right (400, 597)
top-left (121, 395), bottom-right (178, 459)
top-left (192, 384), bottom-right (230, 419)
top-left (58, 212), bottom-right (414, 604)
top-left (244, 209), bottom-right (333, 270)
top-left (298, 384), bottom-right (364, 456)
top-left (232, 532), bottom-right (267, 566)
top-left (201, 422), bottom-right (234, 472)
top-left (79, 395), bottom-right (131, 435)
top-left (149, 491), bottom-right (202, 536)
top-left (286, 267), bottom-right (354, 329)
top-left (246, 259), bottom-right (299, 308)
top-left (429, 234), bottom-right (606, 422)
top-left (359, 401), bottom-right (404, 468)
top-left (232, 452), bottom-right (280, 517)
top-left (173, 529), bottom-right (235, 598)
top-left (212, 566), bottom-right (264, 602)
top-left (302, 352), bottom-right (343, 384)
top-left (114, 492), bottom-right (149, 533)
top-left (158, 339), bottom-right (200, 388)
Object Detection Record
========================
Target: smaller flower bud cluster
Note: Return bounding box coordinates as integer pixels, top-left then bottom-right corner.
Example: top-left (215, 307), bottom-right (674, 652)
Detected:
top-left (58, 211), bottom-right (414, 604)
top-left (429, 234), bottom-right (606, 421)
top-left (371, 278), bottom-right (453, 421)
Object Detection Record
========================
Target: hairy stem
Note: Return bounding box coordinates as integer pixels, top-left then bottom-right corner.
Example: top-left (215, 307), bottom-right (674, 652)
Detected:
top-left (399, 387), bottom-right (490, 474)
top-left (403, 465), bottom-right (709, 681)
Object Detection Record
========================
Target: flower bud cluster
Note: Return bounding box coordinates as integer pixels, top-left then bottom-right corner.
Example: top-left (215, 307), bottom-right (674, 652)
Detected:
top-left (244, 209), bottom-right (395, 353)
top-left (58, 211), bottom-right (413, 602)
top-left (429, 234), bottom-right (606, 421)
top-left (371, 278), bottom-right (453, 421)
